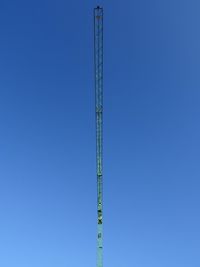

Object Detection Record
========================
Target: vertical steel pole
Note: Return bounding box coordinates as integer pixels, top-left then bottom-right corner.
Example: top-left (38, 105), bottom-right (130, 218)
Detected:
top-left (94, 6), bottom-right (103, 267)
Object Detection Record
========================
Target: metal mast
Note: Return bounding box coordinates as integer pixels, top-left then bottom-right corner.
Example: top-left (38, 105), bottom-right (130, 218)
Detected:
top-left (94, 6), bottom-right (103, 267)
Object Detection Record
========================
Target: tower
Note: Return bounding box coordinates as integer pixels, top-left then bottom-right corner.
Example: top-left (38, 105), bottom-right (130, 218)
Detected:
top-left (94, 6), bottom-right (103, 267)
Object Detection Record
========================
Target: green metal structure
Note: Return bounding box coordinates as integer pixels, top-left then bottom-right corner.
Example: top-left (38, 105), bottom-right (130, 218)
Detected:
top-left (94, 6), bottom-right (103, 267)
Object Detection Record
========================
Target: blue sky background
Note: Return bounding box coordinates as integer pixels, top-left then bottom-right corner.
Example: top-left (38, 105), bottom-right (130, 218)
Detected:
top-left (0, 0), bottom-right (200, 266)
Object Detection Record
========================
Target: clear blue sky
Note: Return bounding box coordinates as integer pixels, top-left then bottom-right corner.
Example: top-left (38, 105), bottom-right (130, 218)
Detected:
top-left (0, 0), bottom-right (200, 266)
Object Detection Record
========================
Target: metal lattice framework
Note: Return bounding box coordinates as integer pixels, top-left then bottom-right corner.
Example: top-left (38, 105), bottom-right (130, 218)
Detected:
top-left (94, 6), bottom-right (103, 267)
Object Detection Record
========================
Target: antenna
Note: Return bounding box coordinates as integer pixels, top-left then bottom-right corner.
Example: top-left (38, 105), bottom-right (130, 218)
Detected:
top-left (94, 6), bottom-right (103, 267)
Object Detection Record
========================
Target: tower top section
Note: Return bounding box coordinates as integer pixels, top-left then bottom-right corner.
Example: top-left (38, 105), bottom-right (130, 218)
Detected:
top-left (95, 6), bottom-right (103, 10)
